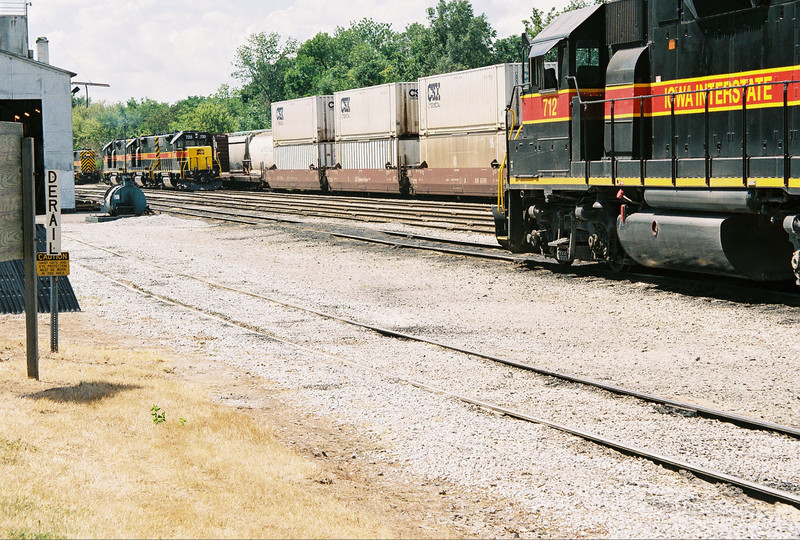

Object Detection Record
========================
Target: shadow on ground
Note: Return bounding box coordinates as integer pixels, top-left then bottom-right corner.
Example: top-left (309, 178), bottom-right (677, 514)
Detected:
top-left (25, 381), bottom-right (140, 404)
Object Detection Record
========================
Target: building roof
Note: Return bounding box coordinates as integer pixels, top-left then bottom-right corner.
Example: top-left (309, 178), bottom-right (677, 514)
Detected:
top-left (0, 48), bottom-right (76, 77)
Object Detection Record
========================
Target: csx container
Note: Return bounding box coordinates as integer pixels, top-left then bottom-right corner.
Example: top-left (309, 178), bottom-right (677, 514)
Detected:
top-left (418, 63), bottom-right (522, 135)
top-left (334, 82), bottom-right (419, 140)
top-left (336, 138), bottom-right (419, 169)
top-left (419, 131), bottom-right (506, 169)
top-left (274, 142), bottom-right (335, 170)
top-left (272, 96), bottom-right (335, 144)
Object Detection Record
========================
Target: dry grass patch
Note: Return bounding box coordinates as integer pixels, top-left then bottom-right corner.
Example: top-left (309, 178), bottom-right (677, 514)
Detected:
top-left (0, 315), bottom-right (412, 539)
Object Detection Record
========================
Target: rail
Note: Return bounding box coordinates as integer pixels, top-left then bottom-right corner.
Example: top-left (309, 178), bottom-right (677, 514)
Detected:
top-left (571, 78), bottom-right (800, 187)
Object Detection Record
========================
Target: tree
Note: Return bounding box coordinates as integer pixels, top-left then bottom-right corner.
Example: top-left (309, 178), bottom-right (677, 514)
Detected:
top-left (418, 0), bottom-right (496, 74)
top-left (524, 0), bottom-right (605, 37)
top-left (232, 32), bottom-right (297, 126)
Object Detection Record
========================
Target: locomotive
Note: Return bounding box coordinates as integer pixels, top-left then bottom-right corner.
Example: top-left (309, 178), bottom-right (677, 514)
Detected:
top-left (495, 0), bottom-right (800, 286)
top-left (102, 131), bottom-right (221, 190)
top-left (73, 149), bottom-right (101, 184)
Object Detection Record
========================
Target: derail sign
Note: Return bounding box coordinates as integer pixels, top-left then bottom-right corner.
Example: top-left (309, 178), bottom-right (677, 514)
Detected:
top-left (36, 170), bottom-right (69, 277)
top-left (46, 170), bottom-right (60, 254)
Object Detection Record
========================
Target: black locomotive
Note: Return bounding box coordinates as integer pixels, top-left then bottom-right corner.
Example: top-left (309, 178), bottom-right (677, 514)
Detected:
top-left (102, 131), bottom-right (221, 190)
top-left (495, 0), bottom-right (800, 285)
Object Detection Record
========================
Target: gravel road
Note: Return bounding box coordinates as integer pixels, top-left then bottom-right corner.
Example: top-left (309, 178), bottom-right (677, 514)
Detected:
top-left (61, 211), bottom-right (800, 538)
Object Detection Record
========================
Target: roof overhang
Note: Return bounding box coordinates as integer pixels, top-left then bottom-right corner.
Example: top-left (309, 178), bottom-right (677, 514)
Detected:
top-left (528, 4), bottom-right (603, 59)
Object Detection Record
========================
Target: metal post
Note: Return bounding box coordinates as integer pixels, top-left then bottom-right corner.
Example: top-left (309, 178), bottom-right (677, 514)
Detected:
top-left (742, 85), bottom-right (748, 184)
top-left (610, 99), bottom-right (616, 185)
top-left (670, 94), bottom-right (677, 185)
top-left (50, 276), bottom-right (58, 353)
top-left (639, 96), bottom-right (646, 185)
top-left (784, 82), bottom-right (790, 186)
top-left (22, 138), bottom-right (38, 380)
top-left (704, 88), bottom-right (710, 186)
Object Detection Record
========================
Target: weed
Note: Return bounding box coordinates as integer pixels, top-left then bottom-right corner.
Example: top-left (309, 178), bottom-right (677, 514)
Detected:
top-left (179, 418), bottom-right (187, 426)
top-left (150, 405), bottom-right (166, 425)
top-left (8, 531), bottom-right (54, 539)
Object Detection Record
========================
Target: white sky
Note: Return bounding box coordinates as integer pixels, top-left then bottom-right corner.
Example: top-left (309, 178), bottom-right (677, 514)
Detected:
top-left (26, 0), bottom-right (572, 104)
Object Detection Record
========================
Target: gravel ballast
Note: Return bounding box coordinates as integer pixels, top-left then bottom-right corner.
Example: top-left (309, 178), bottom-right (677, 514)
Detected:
top-left (62, 212), bottom-right (800, 538)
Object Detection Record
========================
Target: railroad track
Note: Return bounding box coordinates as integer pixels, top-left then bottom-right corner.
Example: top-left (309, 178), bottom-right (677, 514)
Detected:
top-left (75, 185), bottom-right (496, 234)
top-left (76, 185), bottom-right (800, 306)
top-left (68, 235), bottom-right (800, 509)
top-left (75, 184), bottom-right (800, 305)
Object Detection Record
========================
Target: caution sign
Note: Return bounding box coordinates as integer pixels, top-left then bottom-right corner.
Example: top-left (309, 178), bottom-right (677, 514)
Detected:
top-left (36, 252), bottom-right (69, 276)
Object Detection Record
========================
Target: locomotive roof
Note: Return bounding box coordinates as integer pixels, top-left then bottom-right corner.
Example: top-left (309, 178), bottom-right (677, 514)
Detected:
top-left (528, 4), bottom-right (603, 58)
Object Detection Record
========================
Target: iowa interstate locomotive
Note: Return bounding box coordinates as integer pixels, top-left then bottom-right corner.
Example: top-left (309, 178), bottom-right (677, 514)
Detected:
top-left (103, 131), bottom-right (221, 190)
top-left (495, 0), bottom-right (800, 286)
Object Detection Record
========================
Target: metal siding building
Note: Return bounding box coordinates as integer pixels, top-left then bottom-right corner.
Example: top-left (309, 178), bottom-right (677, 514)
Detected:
top-left (0, 8), bottom-right (76, 211)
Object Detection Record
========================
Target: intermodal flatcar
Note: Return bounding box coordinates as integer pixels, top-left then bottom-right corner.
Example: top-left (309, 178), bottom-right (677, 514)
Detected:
top-left (494, 0), bottom-right (800, 286)
top-left (102, 131), bottom-right (221, 190)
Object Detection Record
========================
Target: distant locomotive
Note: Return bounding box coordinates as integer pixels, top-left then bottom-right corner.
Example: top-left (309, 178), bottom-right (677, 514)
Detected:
top-left (73, 149), bottom-right (101, 184)
top-left (495, 0), bottom-right (800, 286)
top-left (102, 131), bottom-right (221, 190)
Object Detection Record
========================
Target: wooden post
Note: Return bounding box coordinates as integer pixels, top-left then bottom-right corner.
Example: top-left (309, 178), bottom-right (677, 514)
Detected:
top-left (22, 138), bottom-right (38, 380)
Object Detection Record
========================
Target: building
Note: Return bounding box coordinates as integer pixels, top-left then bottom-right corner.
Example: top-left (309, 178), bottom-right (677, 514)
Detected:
top-left (0, 3), bottom-right (76, 211)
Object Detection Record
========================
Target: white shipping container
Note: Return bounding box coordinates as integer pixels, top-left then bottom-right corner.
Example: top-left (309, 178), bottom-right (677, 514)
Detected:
top-left (272, 95), bottom-right (335, 143)
top-left (248, 131), bottom-right (274, 171)
top-left (418, 63), bottom-right (522, 135)
top-left (420, 131), bottom-right (507, 169)
top-left (274, 142), bottom-right (335, 170)
top-left (334, 82), bottom-right (419, 140)
top-left (336, 138), bottom-right (420, 169)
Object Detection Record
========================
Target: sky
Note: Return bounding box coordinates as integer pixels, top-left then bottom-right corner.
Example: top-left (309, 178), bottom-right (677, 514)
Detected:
top-left (24, 0), bottom-right (573, 104)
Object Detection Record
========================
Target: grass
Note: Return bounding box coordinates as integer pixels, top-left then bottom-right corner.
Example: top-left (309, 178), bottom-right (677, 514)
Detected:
top-left (0, 314), bottom-right (447, 538)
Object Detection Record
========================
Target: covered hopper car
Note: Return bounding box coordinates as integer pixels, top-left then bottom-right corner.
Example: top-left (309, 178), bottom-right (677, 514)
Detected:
top-left (494, 0), bottom-right (800, 286)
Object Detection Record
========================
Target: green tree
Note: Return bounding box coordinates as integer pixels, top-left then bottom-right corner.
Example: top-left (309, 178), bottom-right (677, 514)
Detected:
top-left (524, 0), bottom-right (605, 37)
top-left (232, 32), bottom-right (296, 127)
top-left (420, 0), bottom-right (496, 74)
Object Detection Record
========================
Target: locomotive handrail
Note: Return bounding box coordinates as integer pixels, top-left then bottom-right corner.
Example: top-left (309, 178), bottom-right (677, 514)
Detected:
top-left (570, 78), bottom-right (799, 186)
top-left (500, 84), bottom-right (527, 211)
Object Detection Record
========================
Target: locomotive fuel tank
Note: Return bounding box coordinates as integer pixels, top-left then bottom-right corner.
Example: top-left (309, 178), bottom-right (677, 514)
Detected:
top-left (616, 211), bottom-right (794, 281)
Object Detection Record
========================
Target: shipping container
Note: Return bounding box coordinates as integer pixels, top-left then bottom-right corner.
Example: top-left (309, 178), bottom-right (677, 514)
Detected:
top-left (248, 130), bottom-right (275, 171)
top-left (336, 138), bottom-right (419, 169)
top-left (274, 141), bottom-right (335, 170)
top-left (418, 64), bottom-right (522, 135)
top-left (419, 131), bottom-right (507, 169)
top-left (272, 95), bottom-right (335, 143)
top-left (334, 82), bottom-right (419, 140)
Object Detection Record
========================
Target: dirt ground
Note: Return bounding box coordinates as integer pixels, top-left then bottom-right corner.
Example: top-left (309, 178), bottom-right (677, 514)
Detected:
top-left (0, 308), bottom-right (543, 539)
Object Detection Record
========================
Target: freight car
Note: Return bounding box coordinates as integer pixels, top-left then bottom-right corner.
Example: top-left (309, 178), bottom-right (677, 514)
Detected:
top-left (102, 131), bottom-right (221, 190)
top-left (215, 130), bottom-right (274, 188)
top-left (494, 0), bottom-right (800, 286)
top-left (73, 148), bottom-right (101, 184)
